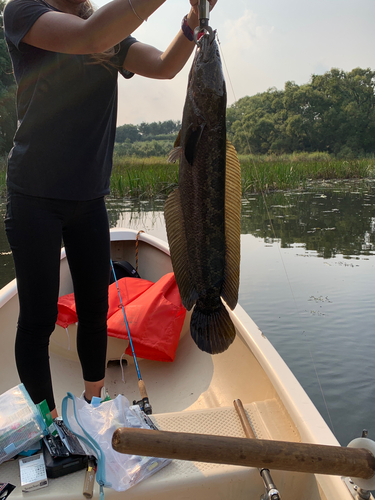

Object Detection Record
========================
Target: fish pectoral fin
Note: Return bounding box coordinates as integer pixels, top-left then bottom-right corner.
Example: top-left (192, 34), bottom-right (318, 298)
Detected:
top-left (222, 139), bottom-right (241, 310)
top-left (174, 129), bottom-right (181, 148)
top-left (185, 124), bottom-right (205, 166)
top-left (168, 146), bottom-right (183, 164)
top-left (168, 130), bottom-right (183, 163)
top-left (164, 188), bottom-right (198, 310)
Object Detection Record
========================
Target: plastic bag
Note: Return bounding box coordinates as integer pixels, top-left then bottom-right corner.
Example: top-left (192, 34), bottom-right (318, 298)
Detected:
top-left (62, 393), bottom-right (170, 499)
top-left (0, 384), bottom-right (47, 465)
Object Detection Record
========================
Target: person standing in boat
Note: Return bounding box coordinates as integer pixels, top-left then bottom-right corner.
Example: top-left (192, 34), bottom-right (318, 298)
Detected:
top-left (3, 0), bottom-right (217, 418)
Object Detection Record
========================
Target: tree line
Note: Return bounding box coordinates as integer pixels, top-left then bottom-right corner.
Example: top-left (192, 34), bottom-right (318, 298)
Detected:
top-left (112, 67), bottom-right (375, 159)
top-left (115, 120), bottom-right (181, 143)
top-left (227, 68), bottom-right (375, 158)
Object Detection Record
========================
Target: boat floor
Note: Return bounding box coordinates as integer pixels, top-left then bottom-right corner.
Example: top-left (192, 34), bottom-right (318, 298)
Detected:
top-left (1, 401), bottom-right (320, 500)
top-left (1, 329), bottom-right (353, 500)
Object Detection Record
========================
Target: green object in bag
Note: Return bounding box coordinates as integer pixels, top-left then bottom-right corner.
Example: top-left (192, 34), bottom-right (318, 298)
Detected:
top-left (37, 399), bottom-right (58, 437)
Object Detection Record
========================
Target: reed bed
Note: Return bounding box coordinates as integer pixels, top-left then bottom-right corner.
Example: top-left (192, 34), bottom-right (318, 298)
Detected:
top-left (239, 154), bottom-right (375, 193)
top-left (0, 153), bottom-right (374, 199)
top-left (110, 153), bottom-right (375, 198)
top-left (110, 155), bottom-right (179, 198)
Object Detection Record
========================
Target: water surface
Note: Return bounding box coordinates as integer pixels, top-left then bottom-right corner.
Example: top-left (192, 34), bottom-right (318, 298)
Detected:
top-left (1, 180), bottom-right (374, 448)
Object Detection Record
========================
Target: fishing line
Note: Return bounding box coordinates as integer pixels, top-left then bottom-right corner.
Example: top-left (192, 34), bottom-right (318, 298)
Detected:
top-left (135, 229), bottom-right (145, 274)
top-left (216, 33), bottom-right (336, 436)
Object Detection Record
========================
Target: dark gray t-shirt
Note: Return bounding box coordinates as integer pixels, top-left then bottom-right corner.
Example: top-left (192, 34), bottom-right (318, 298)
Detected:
top-left (4, 0), bottom-right (138, 200)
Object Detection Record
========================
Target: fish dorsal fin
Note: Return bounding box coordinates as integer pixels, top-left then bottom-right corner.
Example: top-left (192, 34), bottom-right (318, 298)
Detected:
top-left (221, 139), bottom-right (241, 310)
top-left (164, 188), bottom-right (198, 310)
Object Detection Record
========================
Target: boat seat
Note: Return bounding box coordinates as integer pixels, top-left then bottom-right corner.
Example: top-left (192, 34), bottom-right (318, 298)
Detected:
top-left (151, 399), bottom-right (301, 442)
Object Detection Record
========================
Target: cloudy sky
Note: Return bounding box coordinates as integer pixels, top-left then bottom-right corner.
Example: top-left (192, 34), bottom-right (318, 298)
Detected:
top-left (95, 0), bottom-right (375, 126)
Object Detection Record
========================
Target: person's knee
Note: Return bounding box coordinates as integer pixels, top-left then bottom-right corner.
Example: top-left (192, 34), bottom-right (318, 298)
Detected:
top-left (17, 316), bottom-right (57, 345)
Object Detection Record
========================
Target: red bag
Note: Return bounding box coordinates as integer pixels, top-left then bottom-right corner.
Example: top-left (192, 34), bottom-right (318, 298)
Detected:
top-left (56, 273), bottom-right (186, 362)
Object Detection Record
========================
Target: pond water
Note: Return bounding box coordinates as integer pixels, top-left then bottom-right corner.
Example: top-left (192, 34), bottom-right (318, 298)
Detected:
top-left (0, 180), bottom-right (374, 449)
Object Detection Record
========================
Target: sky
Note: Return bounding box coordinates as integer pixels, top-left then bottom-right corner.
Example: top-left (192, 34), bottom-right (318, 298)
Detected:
top-left (94, 0), bottom-right (375, 126)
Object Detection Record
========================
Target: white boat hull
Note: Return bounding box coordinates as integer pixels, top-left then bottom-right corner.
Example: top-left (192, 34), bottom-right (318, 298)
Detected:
top-left (0, 228), bottom-right (367, 499)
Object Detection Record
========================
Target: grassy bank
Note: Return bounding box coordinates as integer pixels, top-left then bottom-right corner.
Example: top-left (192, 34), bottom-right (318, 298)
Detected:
top-left (110, 155), bottom-right (178, 199)
top-left (109, 152), bottom-right (375, 198)
top-left (239, 152), bottom-right (375, 193)
top-left (1, 152), bottom-right (375, 199)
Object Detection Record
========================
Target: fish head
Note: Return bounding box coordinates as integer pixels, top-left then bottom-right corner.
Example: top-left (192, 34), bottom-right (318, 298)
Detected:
top-left (187, 34), bottom-right (227, 123)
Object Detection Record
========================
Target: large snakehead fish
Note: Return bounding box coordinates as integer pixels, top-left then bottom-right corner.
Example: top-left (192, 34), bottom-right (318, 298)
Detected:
top-left (164, 33), bottom-right (241, 355)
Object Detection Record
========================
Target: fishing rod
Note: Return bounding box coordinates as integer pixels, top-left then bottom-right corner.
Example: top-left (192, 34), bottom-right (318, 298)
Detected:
top-left (110, 259), bottom-right (152, 415)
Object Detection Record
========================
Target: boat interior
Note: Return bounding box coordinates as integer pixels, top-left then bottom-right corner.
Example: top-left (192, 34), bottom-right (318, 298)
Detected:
top-left (0, 229), bottom-right (364, 499)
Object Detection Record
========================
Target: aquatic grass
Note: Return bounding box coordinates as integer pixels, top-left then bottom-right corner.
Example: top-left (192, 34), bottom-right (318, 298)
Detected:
top-left (111, 154), bottom-right (375, 197)
top-left (240, 156), bottom-right (375, 194)
top-left (0, 152), bottom-right (374, 199)
top-left (110, 155), bottom-right (179, 198)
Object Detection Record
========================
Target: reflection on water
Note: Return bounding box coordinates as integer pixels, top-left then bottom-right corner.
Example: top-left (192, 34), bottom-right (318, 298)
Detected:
top-left (241, 180), bottom-right (375, 258)
top-left (0, 180), bottom-right (374, 448)
top-left (106, 198), bottom-right (167, 241)
top-left (105, 180), bottom-right (375, 260)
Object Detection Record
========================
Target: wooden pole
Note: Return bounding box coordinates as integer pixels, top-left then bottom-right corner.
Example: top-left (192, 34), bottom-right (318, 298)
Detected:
top-left (233, 399), bottom-right (257, 439)
top-left (233, 399), bottom-right (279, 498)
top-left (112, 427), bottom-right (375, 480)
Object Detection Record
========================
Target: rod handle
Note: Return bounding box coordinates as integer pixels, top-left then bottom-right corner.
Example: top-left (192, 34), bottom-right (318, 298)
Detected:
top-left (137, 379), bottom-right (152, 415)
top-left (138, 379), bottom-right (148, 400)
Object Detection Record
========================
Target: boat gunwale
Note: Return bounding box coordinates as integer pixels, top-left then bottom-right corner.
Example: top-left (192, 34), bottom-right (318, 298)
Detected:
top-left (0, 228), bottom-right (170, 307)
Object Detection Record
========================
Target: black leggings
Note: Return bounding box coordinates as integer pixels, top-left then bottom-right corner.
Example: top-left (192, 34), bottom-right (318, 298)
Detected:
top-left (5, 191), bottom-right (110, 411)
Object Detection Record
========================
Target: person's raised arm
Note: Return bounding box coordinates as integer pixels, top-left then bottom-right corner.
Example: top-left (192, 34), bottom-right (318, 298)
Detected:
top-left (22, 0), bottom-right (166, 54)
top-left (122, 0), bottom-right (217, 80)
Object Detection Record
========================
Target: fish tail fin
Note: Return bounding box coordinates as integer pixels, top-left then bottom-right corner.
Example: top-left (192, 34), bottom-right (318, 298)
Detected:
top-left (190, 300), bottom-right (236, 354)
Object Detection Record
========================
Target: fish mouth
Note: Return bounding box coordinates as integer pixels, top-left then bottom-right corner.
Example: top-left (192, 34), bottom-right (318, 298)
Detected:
top-left (194, 25), bottom-right (215, 45)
